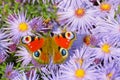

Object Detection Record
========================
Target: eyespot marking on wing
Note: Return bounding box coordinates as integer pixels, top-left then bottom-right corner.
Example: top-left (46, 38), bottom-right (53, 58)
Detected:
top-left (33, 49), bottom-right (49, 64)
top-left (53, 47), bottom-right (68, 64)
top-left (54, 32), bottom-right (75, 49)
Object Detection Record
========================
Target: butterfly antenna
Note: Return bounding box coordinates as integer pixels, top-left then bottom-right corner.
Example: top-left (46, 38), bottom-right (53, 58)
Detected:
top-left (35, 31), bottom-right (45, 36)
top-left (50, 32), bottom-right (54, 37)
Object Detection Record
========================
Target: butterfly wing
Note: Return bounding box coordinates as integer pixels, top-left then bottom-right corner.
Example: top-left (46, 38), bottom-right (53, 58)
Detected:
top-left (21, 36), bottom-right (50, 64)
top-left (53, 31), bottom-right (76, 64)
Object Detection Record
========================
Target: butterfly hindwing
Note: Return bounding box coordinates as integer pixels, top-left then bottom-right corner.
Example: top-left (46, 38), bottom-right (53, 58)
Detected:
top-left (32, 48), bottom-right (50, 64)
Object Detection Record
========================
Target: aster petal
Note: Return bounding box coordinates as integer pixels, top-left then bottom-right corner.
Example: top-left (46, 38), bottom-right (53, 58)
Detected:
top-left (15, 46), bottom-right (32, 66)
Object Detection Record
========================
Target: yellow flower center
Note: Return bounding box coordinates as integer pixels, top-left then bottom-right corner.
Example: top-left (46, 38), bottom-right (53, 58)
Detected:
top-left (75, 69), bottom-right (85, 78)
top-left (19, 22), bottom-right (28, 32)
top-left (101, 44), bottom-right (110, 53)
top-left (100, 3), bottom-right (111, 12)
top-left (79, 58), bottom-right (83, 66)
top-left (43, 18), bottom-right (51, 25)
top-left (75, 58), bottom-right (84, 66)
top-left (107, 73), bottom-right (113, 80)
top-left (75, 8), bottom-right (85, 17)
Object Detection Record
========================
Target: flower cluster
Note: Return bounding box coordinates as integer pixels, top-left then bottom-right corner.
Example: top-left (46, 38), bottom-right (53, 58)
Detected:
top-left (0, 0), bottom-right (120, 80)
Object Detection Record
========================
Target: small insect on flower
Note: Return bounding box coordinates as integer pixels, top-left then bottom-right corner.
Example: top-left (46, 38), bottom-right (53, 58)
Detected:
top-left (5, 11), bottom-right (33, 44)
top-left (83, 34), bottom-right (98, 47)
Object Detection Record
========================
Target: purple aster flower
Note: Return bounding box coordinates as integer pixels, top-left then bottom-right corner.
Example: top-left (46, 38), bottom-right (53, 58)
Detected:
top-left (51, 22), bottom-right (62, 34)
top-left (108, 0), bottom-right (120, 10)
top-left (5, 63), bottom-right (20, 80)
top-left (89, 0), bottom-right (102, 6)
top-left (97, 61), bottom-right (120, 80)
top-left (8, 43), bottom-right (17, 52)
top-left (93, 36), bottom-right (120, 64)
top-left (0, 29), bottom-right (12, 55)
top-left (0, 54), bottom-right (7, 64)
top-left (92, 0), bottom-right (118, 18)
top-left (57, 0), bottom-right (97, 34)
top-left (58, 0), bottom-right (93, 9)
top-left (31, 59), bottom-right (45, 70)
top-left (7, 13), bottom-right (17, 22)
top-left (12, 69), bottom-right (39, 80)
top-left (59, 59), bottom-right (100, 80)
top-left (41, 66), bottom-right (61, 80)
top-left (29, 17), bottom-right (48, 32)
top-left (92, 16), bottom-right (120, 46)
top-left (92, 17), bottom-right (114, 38)
top-left (70, 46), bottom-right (96, 66)
top-left (5, 11), bottom-right (33, 44)
top-left (41, 61), bottom-right (61, 80)
top-left (15, 46), bottom-right (32, 66)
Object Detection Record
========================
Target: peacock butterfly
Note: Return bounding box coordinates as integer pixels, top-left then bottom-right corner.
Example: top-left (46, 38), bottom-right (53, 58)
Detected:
top-left (20, 31), bottom-right (76, 64)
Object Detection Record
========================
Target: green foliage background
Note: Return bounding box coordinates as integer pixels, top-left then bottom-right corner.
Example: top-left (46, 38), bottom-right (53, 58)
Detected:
top-left (0, 0), bottom-right (57, 28)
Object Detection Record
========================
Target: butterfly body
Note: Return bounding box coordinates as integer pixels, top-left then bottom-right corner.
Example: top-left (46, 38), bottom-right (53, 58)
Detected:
top-left (21, 31), bottom-right (76, 64)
